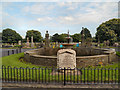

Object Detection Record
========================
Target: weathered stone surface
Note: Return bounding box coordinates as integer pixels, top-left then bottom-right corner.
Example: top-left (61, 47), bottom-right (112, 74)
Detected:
top-left (18, 40), bottom-right (21, 45)
top-left (31, 36), bottom-right (34, 47)
top-left (57, 49), bottom-right (76, 69)
top-left (24, 48), bottom-right (117, 67)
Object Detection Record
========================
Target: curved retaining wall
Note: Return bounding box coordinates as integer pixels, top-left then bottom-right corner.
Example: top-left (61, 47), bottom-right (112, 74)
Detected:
top-left (24, 48), bottom-right (117, 67)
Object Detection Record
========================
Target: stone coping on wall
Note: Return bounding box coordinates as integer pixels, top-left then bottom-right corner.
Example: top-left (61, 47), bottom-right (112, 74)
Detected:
top-left (32, 55), bottom-right (57, 59)
top-left (76, 54), bottom-right (108, 59)
top-left (30, 54), bottom-right (108, 59)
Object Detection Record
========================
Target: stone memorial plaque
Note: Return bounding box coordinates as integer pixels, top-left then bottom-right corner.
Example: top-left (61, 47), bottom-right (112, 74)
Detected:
top-left (57, 49), bottom-right (76, 69)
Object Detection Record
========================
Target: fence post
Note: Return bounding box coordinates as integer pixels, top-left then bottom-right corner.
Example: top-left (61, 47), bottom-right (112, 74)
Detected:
top-left (16, 49), bottom-right (18, 54)
top-left (64, 67), bottom-right (66, 86)
top-left (8, 51), bottom-right (9, 55)
top-left (12, 50), bottom-right (14, 54)
top-left (19, 47), bottom-right (21, 53)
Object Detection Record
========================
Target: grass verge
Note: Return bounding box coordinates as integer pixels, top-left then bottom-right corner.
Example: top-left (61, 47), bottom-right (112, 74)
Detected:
top-left (2, 53), bottom-right (40, 68)
top-left (1, 53), bottom-right (119, 82)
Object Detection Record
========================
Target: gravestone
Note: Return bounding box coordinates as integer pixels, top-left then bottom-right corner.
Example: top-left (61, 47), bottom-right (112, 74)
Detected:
top-left (31, 36), bottom-right (34, 47)
top-left (106, 40), bottom-right (110, 46)
top-left (57, 49), bottom-right (76, 69)
top-left (45, 31), bottom-right (49, 47)
top-left (18, 40), bottom-right (21, 45)
top-left (104, 41), bottom-right (107, 47)
top-left (26, 37), bottom-right (30, 47)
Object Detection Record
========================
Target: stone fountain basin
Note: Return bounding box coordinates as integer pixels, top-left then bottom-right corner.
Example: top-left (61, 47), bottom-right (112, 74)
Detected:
top-left (24, 47), bottom-right (117, 67)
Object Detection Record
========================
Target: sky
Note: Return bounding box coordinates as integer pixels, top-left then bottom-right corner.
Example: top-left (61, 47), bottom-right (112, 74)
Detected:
top-left (0, 1), bottom-right (119, 38)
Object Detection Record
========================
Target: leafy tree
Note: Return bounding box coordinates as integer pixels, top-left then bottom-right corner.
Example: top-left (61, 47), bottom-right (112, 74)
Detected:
top-left (92, 37), bottom-right (96, 42)
top-left (51, 33), bottom-right (68, 42)
top-left (96, 18), bottom-right (120, 42)
top-left (2, 28), bottom-right (22, 44)
top-left (71, 33), bottom-right (81, 42)
top-left (59, 33), bottom-right (68, 42)
top-left (80, 28), bottom-right (92, 39)
top-left (25, 30), bottom-right (42, 42)
top-left (96, 28), bottom-right (117, 45)
top-left (51, 33), bottom-right (60, 42)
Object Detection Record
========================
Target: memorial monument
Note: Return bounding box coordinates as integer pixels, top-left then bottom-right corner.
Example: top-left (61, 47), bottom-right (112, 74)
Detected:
top-left (45, 31), bottom-right (49, 47)
top-left (81, 27), bottom-right (85, 46)
top-left (18, 40), bottom-right (21, 45)
top-left (31, 36), bottom-right (34, 47)
top-left (57, 30), bottom-right (76, 69)
top-left (26, 37), bottom-right (30, 48)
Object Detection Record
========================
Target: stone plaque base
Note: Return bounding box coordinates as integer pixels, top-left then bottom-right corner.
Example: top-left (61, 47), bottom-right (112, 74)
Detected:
top-left (57, 49), bottom-right (76, 69)
top-left (51, 69), bottom-right (81, 75)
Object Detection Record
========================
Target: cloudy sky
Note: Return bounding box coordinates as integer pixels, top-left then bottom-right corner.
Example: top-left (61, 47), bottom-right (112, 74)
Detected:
top-left (0, 1), bottom-right (119, 38)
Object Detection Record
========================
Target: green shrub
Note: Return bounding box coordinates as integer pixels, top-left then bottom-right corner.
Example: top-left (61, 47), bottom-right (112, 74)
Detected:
top-left (116, 51), bottom-right (120, 57)
top-left (14, 45), bottom-right (22, 48)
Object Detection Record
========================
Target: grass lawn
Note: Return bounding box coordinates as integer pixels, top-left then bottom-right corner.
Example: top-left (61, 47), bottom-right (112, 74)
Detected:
top-left (1, 52), bottom-right (119, 68)
top-left (1, 53), bottom-right (119, 83)
top-left (2, 53), bottom-right (40, 68)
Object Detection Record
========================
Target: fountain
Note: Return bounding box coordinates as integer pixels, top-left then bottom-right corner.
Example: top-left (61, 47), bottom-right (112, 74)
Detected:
top-left (24, 30), bottom-right (117, 68)
top-left (57, 30), bottom-right (76, 69)
top-left (62, 30), bottom-right (75, 49)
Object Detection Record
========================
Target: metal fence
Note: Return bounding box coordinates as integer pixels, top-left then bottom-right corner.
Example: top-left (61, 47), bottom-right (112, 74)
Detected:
top-left (1, 65), bottom-right (119, 85)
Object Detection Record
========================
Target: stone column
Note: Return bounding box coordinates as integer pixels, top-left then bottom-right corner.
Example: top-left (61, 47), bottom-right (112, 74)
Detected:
top-left (31, 36), bottom-right (34, 47)
top-left (45, 31), bottom-right (49, 47)
top-left (26, 37), bottom-right (30, 47)
top-left (81, 27), bottom-right (85, 46)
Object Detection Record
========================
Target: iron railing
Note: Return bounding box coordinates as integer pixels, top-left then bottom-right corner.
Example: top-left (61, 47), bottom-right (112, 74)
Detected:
top-left (1, 65), bottom-right (119, 85)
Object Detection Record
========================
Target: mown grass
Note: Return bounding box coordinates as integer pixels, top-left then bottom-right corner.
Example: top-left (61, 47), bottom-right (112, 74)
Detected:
top-left (1, 53), bottom-right (119, 83)
top-left (116, 51), bottom-right (120, 57)
top-left (2, 53), bottom-right (40, 68)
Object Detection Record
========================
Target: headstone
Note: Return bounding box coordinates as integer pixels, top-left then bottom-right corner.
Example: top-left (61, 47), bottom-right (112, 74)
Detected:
top-left (104, 41), bottom-right (107, 47)
top-left (18, 40), bottom-right (21, 45)
top-left (45, 31), bottom-right (49, 47)
top-left (31, 36), bottom-right (34, 47)
top-left (113, 43), bottom-right (119, 47)
top-left (106, 40), bottom-right (110, 46)
top-left (57, 49), bottom-right (76, 69)
top-left (26, 37), bottom-right (30, 47)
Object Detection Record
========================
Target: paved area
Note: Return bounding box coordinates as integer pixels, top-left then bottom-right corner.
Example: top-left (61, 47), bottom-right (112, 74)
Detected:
top-left (2, 83), bottom-right (119, 89)
top-left (2, 88), bottom-right (120, 90)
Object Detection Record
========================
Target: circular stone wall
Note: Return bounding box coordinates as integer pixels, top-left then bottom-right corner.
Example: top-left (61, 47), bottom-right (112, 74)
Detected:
top-left (24, 47), bottom-right (117, 67)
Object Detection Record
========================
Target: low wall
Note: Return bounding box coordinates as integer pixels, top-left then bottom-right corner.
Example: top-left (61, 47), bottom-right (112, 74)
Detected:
top-left (76, 55), bottom-right (109, 67)
top-left (24, 48), bottom-right (117, 67)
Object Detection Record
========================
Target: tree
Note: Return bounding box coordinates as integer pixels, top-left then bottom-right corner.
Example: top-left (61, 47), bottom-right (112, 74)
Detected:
top-left (71, 33), bottom-right (81, 42)
top-left (2, 28), bottom-right (22, 44)
top-left (96, 28), bottom-right (117, 45)
top-left (92, 37), bottom-right (97, 42)
top-left (51, 33), bottom-right (68, 42)
top-left (80, 28), bottom-right (92, 39)
top-left (25, 30), bottom-right (42, 42)
top-left (51, 33), bottom-right (60, 42)
top-left (59, 33), bottom-right (68, 42)
top-left (96, 18), bottom-right (120, 42)
top-left (95, 18), bottom-right (119, 45)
